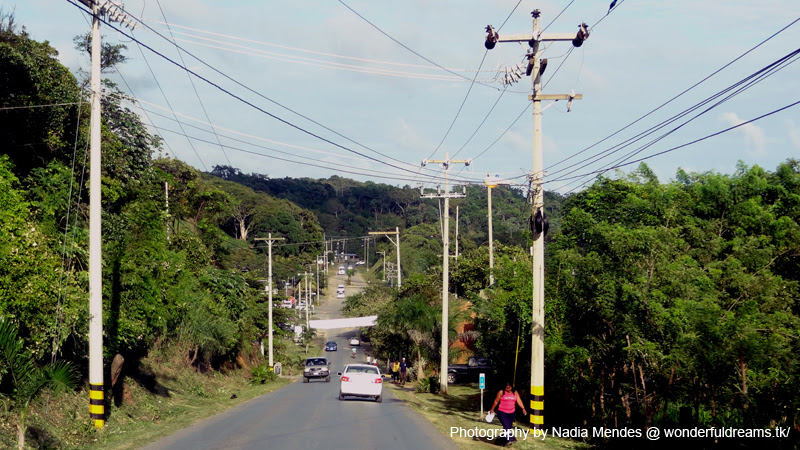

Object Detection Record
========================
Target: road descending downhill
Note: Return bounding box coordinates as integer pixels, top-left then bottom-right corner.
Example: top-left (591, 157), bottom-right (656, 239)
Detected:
top-left (143, 270), bottom-right (457, 450)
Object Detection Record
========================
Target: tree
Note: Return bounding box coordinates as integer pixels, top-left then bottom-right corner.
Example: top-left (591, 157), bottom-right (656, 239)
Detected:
top-left (0, 318), bottom-right (78, 449)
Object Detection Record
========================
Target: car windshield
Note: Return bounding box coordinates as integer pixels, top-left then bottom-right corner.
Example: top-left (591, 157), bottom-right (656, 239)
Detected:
top-left (307, 359), bottom-right (327, 366)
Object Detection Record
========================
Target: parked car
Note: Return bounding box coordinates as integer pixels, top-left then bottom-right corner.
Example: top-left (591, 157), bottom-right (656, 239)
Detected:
top-left (347, 265), bottom-right (353, 270)
top-left (338, 363), bottom-right (384, 402)
top-left (325, 341), bottom-right (337, 351)
top-left (337, 292), bottom-right (345, 299)
top-left (303, 357), bottom-right (331, 383)
top-left (355, 260), bottom-right (365, 266)
top-left (349, 338), bottom-right (360, 346)
top-left (447, 356), bottom-right (494, 384)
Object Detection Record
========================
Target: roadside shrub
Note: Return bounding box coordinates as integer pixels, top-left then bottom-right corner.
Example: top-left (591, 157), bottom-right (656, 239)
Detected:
top-left (415, 376), bottom-right (440, 393)
top-left (250, 364), bottom-right (277, 384)
top-left (416, 377), bottom-right (430, 393)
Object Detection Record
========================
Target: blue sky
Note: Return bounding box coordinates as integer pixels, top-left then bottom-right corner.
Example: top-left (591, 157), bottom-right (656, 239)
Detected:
top-left (7, 0), bottom-right (800, 194)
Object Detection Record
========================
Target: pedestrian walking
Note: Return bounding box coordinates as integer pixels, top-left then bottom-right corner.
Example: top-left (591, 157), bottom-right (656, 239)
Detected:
top-left (399, 357), bottom-right (408, 386)
top-left (489, 382), bottom-right (527, 446)
top-left (391, 360), bottom-right (400, 383)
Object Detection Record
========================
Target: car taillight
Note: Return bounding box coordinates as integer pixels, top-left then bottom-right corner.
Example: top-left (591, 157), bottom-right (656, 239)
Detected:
top-left (342, 376), bottom-right (350, 382)
top-left (372, 378), bottom-right (382, 384)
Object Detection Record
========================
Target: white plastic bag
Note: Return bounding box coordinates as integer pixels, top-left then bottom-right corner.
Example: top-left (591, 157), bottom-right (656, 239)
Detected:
top-left (485, 411), bottom-right (495, 423)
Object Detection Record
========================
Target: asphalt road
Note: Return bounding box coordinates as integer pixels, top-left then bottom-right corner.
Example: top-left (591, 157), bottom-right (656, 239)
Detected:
top-left (143, 269), bottom-right (456, 450)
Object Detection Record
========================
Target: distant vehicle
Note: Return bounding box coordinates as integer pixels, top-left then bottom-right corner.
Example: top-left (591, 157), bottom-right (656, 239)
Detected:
top-left (355, 260), bottom-right (365, 266)
top-left (280, 299), bottom-right (293, 309)
top-left (337, 292), bottom-right (345, 299)
top-left (349, 338), bottom-right (360, 346)
top-left (447, 356), bottom-right (494, 384)
top-left (338, 364), bottom-right (384, 402)
top-left (338, 266), bottom-right (346, 275)
top-left (347, 265), bottom-right (353, 270)
top-left (293, 325), bottom-right (305, 343)
top-left (303, 357), bottom-right (331, 383)
top-left (325, 341), bottom-right (337, 351)
top-left (337, 285), bottom-right (345, 293)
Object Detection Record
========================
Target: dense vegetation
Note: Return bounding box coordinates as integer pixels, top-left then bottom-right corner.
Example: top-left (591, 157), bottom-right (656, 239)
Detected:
top-left (1, 13), bottom-right (798, 447)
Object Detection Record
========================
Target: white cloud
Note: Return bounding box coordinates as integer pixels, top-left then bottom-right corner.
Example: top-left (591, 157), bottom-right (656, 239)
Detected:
top-left (719, 112), bottom-right (766, 157)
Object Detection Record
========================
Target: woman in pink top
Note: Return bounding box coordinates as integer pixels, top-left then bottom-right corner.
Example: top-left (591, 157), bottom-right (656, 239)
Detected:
top-left (489, 381), bottom-right (527, 446)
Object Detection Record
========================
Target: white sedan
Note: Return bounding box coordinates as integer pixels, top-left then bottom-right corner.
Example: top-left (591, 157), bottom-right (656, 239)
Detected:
top-left (338, 364), bottom-right (384, 402)
top-left (349, 338), bottom-right (360, 346)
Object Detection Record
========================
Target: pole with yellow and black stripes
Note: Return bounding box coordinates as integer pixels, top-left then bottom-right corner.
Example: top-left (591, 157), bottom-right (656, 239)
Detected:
top-left (89, 384), bottom-right (104, 427)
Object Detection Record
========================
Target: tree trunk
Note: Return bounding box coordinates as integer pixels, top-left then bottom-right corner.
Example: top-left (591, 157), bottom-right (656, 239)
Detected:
top-left (416, 346), bottom-right (424, 381)
top-left (662, 359), bottom-right (678, 422)
top-left (17, 423), bottom-right (25, 450)
top-left (627, 335), bottom-right (640, 406)
top-left (588, 357), bottom-right (596, 419)
top-left (740, 347), bottom-right (748, 424)
top-left (600, 368), bottom-right (607, 426)
top-left (639, 365), bottom-right (649, 429)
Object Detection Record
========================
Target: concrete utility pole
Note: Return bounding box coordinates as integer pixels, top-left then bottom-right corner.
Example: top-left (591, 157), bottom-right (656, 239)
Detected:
top-left (485, 10), bottom-right (586, 430)
top-left (369, 228), bottom-right (402, 288)
top-left (420, 153), bottom-right (470, 394)
top-left (87, 1), bottom-right (103, 429)
top-left (76, 0), bottom-right (136, 429)
top-left (455, 206), bottom-right (460, 259)
top-left (484, 175), bottom-right (510, 286)
top-left (255, 234), bottom-right (284, 368)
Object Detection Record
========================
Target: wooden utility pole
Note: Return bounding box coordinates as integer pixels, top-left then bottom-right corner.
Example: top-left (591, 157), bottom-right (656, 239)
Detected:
top-left (420, 153), bottom-right (470, 394)
top-left (485, 9), bottom-right (586, 430)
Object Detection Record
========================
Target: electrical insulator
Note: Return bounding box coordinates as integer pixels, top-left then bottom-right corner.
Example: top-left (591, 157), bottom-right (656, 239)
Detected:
top-left (485, 25), bottom-right (498, 50)
top-left (572, 23), bottom-right (590, 47)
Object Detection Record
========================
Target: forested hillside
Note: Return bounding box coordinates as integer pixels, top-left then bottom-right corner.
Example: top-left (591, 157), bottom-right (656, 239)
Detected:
top-left (209, 165), bottom-right (566, 255)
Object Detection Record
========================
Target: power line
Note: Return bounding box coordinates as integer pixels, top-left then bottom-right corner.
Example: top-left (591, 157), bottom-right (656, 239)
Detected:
top-left (66, 1), bottom-right (449, 181)
top-left (131, 30), bottom-right (209, 171)
top-left (94, 1), bottom-right (444, 175)
top-left (337, 0), bottom-right (503, 90)
top-left (547, 47), bottom-right (800, 184)
top-left (155, 0), bottom-right (231, 167)
top-left (545, 17), bottom-right (800, 174)
top-left (146, 122), bottom-right (482, 185)
top-left (551, 98), bottom-right (800, 189)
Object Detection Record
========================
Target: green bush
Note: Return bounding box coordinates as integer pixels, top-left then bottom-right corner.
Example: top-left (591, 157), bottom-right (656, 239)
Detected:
top-left (416, 376), bottom-right (430, 393)
top-left (250, 364), bottom-right (278, 384)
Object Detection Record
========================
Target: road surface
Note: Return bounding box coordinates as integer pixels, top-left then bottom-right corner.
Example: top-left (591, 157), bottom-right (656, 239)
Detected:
top-left (143, 268), bottom-right (456, 450)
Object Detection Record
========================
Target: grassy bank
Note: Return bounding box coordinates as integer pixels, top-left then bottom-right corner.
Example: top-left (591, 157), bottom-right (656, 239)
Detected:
top-left (1, 339), bottom-right (319, 449)
top-left (386, 381), bottom-right (590, 450)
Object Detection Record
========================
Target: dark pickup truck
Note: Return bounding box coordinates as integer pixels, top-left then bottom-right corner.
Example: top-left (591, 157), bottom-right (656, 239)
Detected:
top-left (447, 356), bottom-right (493, 384)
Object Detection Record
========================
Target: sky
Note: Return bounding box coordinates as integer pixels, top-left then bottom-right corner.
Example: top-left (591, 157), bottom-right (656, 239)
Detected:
top-left (6, 0), bottom-right (800, 194)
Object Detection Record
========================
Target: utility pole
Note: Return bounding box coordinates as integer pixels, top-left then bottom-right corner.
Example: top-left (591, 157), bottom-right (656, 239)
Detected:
top-left (485, 10), bottom-right (586, 430)
top-left (377, 251), bottom-right (386, 281)
top-left (255, 234), bottom-right (284, 369)
top-left (420, 153), bottom-right (470, 394)
top-left (369, 228), bottom-right (402, 288)
top-left (455, 206), bottom-right (460, 259)
top-left (76, 0), bottom-right (136, 429)
top-left (484, 175), bottom-right (510, 286)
